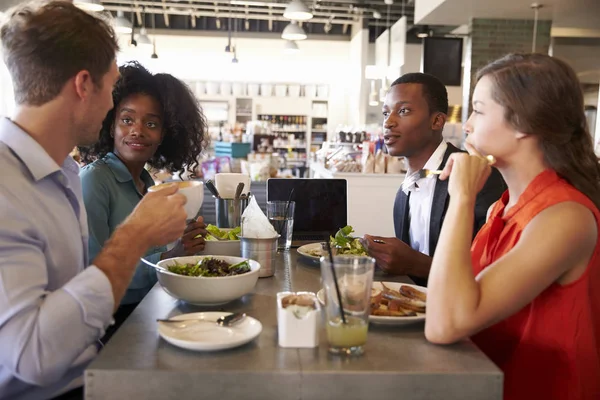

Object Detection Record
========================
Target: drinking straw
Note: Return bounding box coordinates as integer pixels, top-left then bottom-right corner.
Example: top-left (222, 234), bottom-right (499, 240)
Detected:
top-left (278, 188), bottom-right (295, 236)
top-left (325, 239), bottom-right (347, 325)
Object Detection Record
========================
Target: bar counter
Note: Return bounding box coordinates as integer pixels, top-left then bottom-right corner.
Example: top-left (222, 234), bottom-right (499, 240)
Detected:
top-left (85, 251), bottom-right (502, 400)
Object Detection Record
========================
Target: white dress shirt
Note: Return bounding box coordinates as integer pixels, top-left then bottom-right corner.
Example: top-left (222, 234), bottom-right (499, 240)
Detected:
top-left (401, 141), bottom-right (448, 256)
top-left (0, 119), bottom-right (114, 400)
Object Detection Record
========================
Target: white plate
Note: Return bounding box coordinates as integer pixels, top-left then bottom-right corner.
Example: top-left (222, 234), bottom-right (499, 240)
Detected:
top-left (158, 312), bottom-right (262, 351)
top-left (317, 281), bottom-right (427, 326)
top-left (297, 243), bottom-right (324, 261)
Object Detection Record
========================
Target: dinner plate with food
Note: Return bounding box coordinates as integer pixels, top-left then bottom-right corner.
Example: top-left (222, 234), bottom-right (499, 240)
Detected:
top-left (297, 242), bottom-right (324, 261)
top-left (317, 281), bottom-right (427, 326)
top-left (297, 225), bottom-right (368, 262)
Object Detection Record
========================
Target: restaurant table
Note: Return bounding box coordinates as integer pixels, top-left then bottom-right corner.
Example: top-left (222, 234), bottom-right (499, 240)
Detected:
top-left (85, 251), bottom-right (503, 400)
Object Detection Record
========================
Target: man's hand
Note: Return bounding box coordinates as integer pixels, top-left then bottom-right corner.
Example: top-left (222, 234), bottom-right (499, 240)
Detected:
top-left (125, 184), bottom-right (188, 247)
top-left (93, 184), bottom-right (188, 309)
top-left (363, 234), bottom-right (432, 277)
top-left (162, 216), bottom-right (207, 259)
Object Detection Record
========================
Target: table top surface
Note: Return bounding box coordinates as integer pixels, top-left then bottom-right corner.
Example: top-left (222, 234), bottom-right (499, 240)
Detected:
top-left (86, 250), bottom-right (502, 399)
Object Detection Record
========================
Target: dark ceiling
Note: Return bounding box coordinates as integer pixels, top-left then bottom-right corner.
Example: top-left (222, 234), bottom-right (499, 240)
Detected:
top-left (100, 0), bottom-right (457, 43)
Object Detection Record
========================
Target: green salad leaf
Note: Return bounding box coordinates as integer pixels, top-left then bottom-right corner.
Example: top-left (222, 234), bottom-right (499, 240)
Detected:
top-left (168, 258), bottom-right (250, 277)
top-left (204, 224), bottom-right (241, 241)
top-left (330, 225), bottom-right (368, 256)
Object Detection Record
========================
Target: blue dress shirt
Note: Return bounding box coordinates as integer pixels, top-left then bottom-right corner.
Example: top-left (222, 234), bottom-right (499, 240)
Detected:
top-left (0, 118), bottom-right (114, 400)
top-left (80, 152), bottom-right (165, 305)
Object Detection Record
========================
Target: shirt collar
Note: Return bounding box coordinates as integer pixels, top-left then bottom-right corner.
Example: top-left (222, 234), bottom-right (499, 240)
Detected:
top-left (103, 152), bottom-right (154, 188)
top-left (0, 118), bottom-right (64, 182)
top-left (402, 141), bottom-right (448, 194)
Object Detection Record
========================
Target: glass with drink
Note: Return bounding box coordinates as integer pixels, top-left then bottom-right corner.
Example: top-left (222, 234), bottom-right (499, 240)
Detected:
top-left (320, 255), bottom-right (374, 356)
top-left (266, 201), bottom-right (295, 251)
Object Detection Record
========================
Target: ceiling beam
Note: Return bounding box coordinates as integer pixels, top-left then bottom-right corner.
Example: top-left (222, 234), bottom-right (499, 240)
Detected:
top-left (103, 5), bottom-right (358, 24)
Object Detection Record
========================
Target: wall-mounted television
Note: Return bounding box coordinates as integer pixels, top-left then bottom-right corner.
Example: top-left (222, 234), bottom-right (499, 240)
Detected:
top-left (422, 37), bottom-right (463, 86)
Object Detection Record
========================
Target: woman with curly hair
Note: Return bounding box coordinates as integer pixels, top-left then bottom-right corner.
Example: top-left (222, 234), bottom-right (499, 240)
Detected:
top-left (79, 62), bottom-right (209, 339)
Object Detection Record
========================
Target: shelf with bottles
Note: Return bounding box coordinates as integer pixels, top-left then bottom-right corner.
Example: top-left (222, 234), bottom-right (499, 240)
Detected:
top-left (257, 114), bottom-right (308, 132)
top-left (274, 146), bottom-right (307, 151)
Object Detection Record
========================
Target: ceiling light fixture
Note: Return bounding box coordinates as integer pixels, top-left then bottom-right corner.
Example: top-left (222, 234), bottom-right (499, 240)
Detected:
top-left (74, 0), bottom-right (104, 12)
top-left (283, 40), bottom-right (300, 54)
top-left (372, 10), bottom-right (382, 19)
top-left (150, 13), bottom-right (158, 59)
top-left (416, 25), bottom-right (431, 38)
top-left (232, 7), bottom-right (240, 63)
top-left (225, 5), bottom-right (233, 52)
top-left (281, 21), bottom-right (307, 41)
top-left (135, 7), bottom-right (152, 45)
top-left (114, 10), bottom-right (132, 34)
top-left (137, 27), bottom-right (152, 45)
top-left (283, 0), bottom-right (313, 21)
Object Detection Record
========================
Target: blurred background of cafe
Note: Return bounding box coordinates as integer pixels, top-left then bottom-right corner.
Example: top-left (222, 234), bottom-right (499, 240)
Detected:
top-left (0, 0), bottom-right (598, 237)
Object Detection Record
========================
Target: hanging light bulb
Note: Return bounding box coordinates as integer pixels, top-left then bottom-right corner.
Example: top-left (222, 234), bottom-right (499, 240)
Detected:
top-left (114, 11), bottom-right (132, 34)
top-left (74, 0), bottom-right (104, 12)
top-left (137, 27), bottom-right (152, 45)
top-left (150, 14), bottom-right (158, 59)
top-left (283, 0), bottom-right (313, 21)
top-left (281, 21), bottom-right (307, 41)
top-left (136, 8), bottom-right (152, 46)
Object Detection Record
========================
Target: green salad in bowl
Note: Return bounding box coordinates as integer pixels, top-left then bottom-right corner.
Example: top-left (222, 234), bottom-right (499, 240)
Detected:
top-left (205, 224), bottom-right (241, 241)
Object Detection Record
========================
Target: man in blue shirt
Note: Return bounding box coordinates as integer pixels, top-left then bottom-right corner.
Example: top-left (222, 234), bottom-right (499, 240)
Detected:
top-left (0, 2), bottom-right (188, 399)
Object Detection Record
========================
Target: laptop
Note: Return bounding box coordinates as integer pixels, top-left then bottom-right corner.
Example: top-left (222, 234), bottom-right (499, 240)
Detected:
top-left (266, 178), bottom-right (348, 247)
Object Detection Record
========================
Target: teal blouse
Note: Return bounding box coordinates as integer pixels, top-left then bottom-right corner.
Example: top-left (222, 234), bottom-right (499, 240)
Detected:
top-left (80, 152), bottom-right (165, 305)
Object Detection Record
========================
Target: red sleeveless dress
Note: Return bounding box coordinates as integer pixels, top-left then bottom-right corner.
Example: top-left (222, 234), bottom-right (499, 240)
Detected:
top-left (470, 170), bottom-right (600, 400)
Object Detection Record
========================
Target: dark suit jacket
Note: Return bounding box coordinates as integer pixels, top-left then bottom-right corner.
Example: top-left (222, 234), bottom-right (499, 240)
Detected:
top-left (393, 142), bottom-right (506, 287)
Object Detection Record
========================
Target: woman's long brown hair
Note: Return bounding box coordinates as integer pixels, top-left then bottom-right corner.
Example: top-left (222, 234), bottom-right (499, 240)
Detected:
top-left (477, 53), bottom-right (600, 209)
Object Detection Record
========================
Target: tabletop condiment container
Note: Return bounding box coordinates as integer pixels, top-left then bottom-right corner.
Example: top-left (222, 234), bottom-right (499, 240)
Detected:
top-left (277, 291), bottom-right (320, 348)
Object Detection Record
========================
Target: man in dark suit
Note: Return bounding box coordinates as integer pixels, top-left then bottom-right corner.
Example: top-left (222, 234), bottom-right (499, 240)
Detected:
top-left (364, 73), bottom-right (506, 287)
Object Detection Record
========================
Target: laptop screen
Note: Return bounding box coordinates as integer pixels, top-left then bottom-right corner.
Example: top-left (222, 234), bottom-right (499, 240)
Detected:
top-left (266, 178), bottom-right (348, 238)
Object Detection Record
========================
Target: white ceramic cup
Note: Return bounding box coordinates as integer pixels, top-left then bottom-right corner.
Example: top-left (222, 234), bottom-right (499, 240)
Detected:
top-left (214, 173), bottom-right (251, 199)
top-left (148, 180), bottom-right (204, 221)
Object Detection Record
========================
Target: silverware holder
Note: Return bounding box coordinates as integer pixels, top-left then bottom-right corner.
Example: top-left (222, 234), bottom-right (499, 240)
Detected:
top-left (215, 198), bottom-right (249, 229)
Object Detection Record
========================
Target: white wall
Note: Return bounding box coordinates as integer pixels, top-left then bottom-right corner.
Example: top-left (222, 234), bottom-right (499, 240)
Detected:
top-left (118, 34), bottom-right (351, 84)
top-left (348, 28), bottom-right (369, 127)
top-left (118, 34), bottom-right (351, 135)
top-left (414, 0), bottom-right (448, 25)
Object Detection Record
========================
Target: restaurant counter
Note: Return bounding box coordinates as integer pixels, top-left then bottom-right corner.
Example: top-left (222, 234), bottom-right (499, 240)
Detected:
top-left (85, 251), bottom-right (502, 400)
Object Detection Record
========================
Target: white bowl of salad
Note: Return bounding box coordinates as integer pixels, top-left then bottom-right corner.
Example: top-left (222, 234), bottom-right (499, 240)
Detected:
top-left (156, 255), bottom-right (260, 305)
top-left (197, 225), bottom-right (241, 257)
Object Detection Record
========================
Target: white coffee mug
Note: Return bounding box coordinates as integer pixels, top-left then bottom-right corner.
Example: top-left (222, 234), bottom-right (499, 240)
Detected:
top-left (148, 180), bottom-right (204, 221)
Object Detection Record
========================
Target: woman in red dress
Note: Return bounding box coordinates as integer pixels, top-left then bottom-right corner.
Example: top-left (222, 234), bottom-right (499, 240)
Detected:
top-left (425, 53), bottom-right (600, 400)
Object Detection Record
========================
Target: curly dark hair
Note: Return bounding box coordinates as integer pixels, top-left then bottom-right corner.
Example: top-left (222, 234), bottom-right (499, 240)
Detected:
top-left (79, 61), bottom-right (209, 175)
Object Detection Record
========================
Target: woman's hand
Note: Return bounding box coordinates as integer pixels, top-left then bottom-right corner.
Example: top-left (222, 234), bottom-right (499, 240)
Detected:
top-left (161, 216), bottom-right (208, 259)
top-left (439, 143), bottom-right (492, 200)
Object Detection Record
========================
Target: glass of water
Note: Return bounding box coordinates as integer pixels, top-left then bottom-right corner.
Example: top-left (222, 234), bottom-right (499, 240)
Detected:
top-left (267, 201), bottom-right (295, 251)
